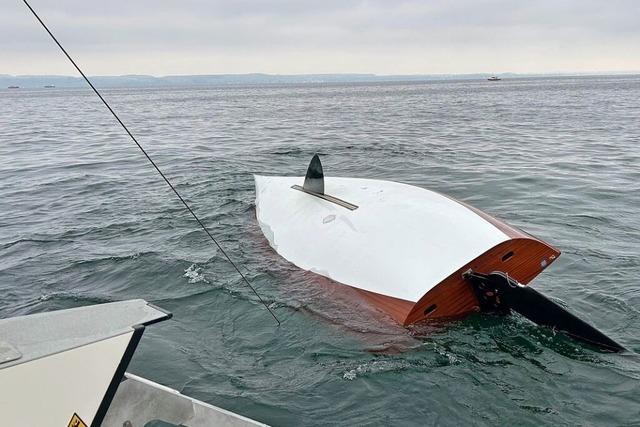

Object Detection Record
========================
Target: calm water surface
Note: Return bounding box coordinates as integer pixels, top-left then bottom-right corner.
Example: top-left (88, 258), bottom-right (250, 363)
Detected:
top-left (1, 76), bottom-right (639, 426)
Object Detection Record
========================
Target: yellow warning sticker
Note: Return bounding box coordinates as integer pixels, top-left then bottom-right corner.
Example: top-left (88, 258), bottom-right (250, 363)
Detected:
top-left (68, 413), bottom-right (87, 427)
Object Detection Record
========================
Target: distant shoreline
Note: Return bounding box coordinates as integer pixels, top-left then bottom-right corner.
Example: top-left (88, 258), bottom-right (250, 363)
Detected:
top-left (1, 72), bottom-right (638, 89)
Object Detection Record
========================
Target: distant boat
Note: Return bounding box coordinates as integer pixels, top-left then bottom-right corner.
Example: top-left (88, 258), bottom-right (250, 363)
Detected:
top-left (487, 76), bottom-right (501, 81)
top-left (44, 85), bottom-right (55, 88)
top-left (7, 85), bottom-right (19, 89)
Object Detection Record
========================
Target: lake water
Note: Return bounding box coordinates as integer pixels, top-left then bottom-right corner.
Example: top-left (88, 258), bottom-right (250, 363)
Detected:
top-left (1, 76), bottom-right (639, 426)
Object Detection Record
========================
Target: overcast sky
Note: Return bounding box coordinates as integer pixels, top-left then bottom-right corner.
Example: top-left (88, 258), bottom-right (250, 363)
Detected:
top-left (2, 0), bottom-right (639, 76)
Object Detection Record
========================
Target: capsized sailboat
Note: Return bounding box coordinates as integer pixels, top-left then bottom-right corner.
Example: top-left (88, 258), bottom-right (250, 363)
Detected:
top-left (255, 155), bottom-right (624, 351)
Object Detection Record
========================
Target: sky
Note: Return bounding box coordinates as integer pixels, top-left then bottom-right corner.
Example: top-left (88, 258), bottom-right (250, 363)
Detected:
top-left (2, 0), bottom-right (639, 76)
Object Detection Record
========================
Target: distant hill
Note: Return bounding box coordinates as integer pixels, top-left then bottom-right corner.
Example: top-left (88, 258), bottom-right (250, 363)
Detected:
top-left (0, 73), bottom-right (510, 88)
top-left (0, 72), bottom-right (636, 89)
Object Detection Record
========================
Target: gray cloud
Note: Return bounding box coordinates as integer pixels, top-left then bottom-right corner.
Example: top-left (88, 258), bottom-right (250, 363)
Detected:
top-left (2, 0), bottom-right (639, 75)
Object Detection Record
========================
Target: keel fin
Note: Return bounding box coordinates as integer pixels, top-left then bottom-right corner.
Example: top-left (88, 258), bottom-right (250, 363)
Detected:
top-left (303, 154), bottom-right (324, 194)
top-left (292, 154), bottom-right (359, 210)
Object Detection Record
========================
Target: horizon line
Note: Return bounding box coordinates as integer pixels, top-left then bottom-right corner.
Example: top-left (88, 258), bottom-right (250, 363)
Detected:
top-left (2, 70), bottom-right (640, 78)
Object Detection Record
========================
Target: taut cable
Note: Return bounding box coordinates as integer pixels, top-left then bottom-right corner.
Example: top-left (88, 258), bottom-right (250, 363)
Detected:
top-left (22, 0), bottom-right (280, 326)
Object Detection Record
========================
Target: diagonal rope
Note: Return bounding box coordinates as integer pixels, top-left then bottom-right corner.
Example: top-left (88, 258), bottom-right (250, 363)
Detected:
top-left (22, 0), bottom-right (280, 326)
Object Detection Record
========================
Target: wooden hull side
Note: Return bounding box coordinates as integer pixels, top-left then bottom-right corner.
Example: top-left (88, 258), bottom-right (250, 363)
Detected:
top-left (345, 235), bottom-right (559, 326)
top-left (403, 237), bottom-right (560, 325)
top-left (352, 288), bottom-right (415, 324)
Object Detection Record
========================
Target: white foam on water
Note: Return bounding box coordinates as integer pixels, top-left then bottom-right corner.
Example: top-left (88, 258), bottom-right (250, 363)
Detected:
top-left (184, 264), bottom-right (208, 284)
top-left (343, 370), bottom-right (357, 380)
top-left (342, 359), bottom-right (409, 381)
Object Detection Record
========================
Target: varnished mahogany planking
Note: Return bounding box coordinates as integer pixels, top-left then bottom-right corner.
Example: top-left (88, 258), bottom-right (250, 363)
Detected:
top-left (353, 288), bottom-right (414, 324)
top-left (401, 195), bottom-right (561, 325)
top-left (354, 236), bottom-right (560, 325)
top-left (351, 236), bottom-right (560, 326)
top-left (404, 237), bottom-right (560, 325)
